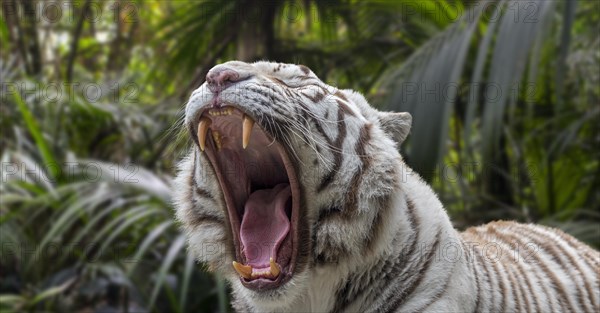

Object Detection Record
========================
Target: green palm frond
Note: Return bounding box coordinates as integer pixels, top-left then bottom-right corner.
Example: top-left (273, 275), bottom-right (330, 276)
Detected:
top-left (381, 0), bottom-right (567, 178)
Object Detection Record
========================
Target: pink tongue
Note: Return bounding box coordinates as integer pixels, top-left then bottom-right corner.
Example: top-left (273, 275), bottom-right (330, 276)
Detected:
top-left (240, 183), bottom-right (291, 268)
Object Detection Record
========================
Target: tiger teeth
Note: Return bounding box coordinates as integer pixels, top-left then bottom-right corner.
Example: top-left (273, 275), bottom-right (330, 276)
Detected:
top-left (232, 261), bottom-right (252, 279)
top-left (198, 117), bottom-right (211, 151)
top-left (242, 115), bottom-right (254, 149)
top-left (270, 257), bottom-right (280, 277)
top-left (209, 108), bottom-right (233, 116)
top-left (232, 259), bottom-right (281, 279)
top-left (212, 130), bottom-right (222, 151)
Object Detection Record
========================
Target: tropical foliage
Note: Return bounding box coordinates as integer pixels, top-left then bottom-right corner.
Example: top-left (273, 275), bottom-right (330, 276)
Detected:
top-left (1, 0), bottom-right (598, 312)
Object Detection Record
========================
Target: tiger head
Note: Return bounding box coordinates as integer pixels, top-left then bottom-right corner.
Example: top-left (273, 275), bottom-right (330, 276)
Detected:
top-left (174, 61), bottom-right (411, 308)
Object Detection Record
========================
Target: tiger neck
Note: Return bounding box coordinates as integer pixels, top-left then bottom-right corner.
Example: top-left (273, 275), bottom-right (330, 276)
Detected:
top-left (308, 169), bottom-right (468, 312)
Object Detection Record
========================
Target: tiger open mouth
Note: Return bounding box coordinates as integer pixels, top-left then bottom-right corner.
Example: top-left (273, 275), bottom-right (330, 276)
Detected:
top-left (195, 105), bottom-right (300, 290)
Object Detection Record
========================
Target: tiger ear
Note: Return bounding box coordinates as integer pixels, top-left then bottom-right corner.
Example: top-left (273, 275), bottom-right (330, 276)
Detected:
top-left (378, 112), bottom-right (412, 144)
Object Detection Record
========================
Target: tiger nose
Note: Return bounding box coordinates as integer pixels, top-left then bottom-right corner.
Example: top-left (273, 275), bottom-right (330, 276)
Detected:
top-left (206, 68), bottom-right (240, 93)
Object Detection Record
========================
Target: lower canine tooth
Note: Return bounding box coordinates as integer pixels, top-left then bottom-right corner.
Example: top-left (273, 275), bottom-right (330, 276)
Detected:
top-left (198, 117), bottom-right (211, 151)
top-left (270, 257), bottom-right (280, 277)
top-left (233, 261), bottom-right (252, 279)
top-left (242, 115), bottom-right (254, 149)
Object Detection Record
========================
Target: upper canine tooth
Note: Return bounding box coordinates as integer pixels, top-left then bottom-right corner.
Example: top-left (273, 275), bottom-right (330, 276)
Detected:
top-left (198, 117), bottom-right (211, 151)
top-left (232, 261), bottom-right (252, 279)
top-left (242, 115), bottom-right (254, 149)
top-left (270, 257), bottom-right (280, 277)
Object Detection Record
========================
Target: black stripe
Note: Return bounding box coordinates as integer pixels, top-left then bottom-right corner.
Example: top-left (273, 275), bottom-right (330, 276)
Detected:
top-left (373, 197), bottom-right (422, 309)
top-left (528, 226), bottom-right (597, 311)
top-left (521, 226), bottom-right (591, 312)
top-left (402, 197), bottom-right (420, 264)
top-left (473, 228), bottom-right (509, 312)
top-left (270, 77), bottom-right (292, 88)
top-left (335, 91), bottom-right (348, 101)
top-left (189, 153), bottom-right (216, 203)
top-left (312, 223), bottom-right (350, 264)
top-left (488, 248), bottom-right (508, 312)
top-left (337, 99), bottom-right (357, 117)
top-left (189, 122), bottom-right (199, 148)
top-left (301, 83), bottom-right (328, 95)
top-left (494, 227), bottom-right (558, 312)
top-left (346, 123), bottom-right (372, 214)
top-left (467, 229), bottom-right (502, 312)
top-left (186, 151), bottom-right (223, 225)
top-left (461, 240), bottom-right (482, 313)
top-left (188, 151), bottom-right (198, 191)
top-left (311, 110), bottom-right (334, 143)
top-left (188, 213), bottom-right (225, 228)
top-left (412, 261), bottom-right (457, 312)
top-left (471, 239), bottom-right (493, 312)
top-left (377, 197), bottom-right (422, 296)
top-left (298, 64), bottom-right (310, 74)
top-left (331, 255), bottom-right (396, 312)
top-left (487, 226), bottom-right (539, 312)
top-left (384, 228), bottom-right (442, 313)
top-left (512, 262), bottom-right (532, 312)
top-left (316, 106), bottom-right (346, 192)
top-left (302, 91), bottom-right (325, 103)
top-left (506, 262), bottom-right (522, 312)
top-left (362, 195), bottom-right (390, 254)
top-left (194, 187), bottom-right (215, 202)
top-left (555, 229), bottom-right (599, 269)
top-left (335, 196), bottom-right (420, 312)
top-left (483, 230), bottom-right (522, 313)
top-left (495, 226), bottom-right (575, 312)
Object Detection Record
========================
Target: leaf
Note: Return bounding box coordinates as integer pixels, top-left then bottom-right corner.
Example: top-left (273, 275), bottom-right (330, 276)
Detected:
top-left (480, 0), bottom-right (556, 165)
top-left (549, 107), bottom-right (599, 158)
top-left (95, 207), bottom-right (162, 260)
top-left (179, 251), bottom-right (195, 312)
top-left (31, 184), bottom-right (110, 269)
top-left (29, 277), bottom-right (76, 306)
top-left (555, 0), bottom-right (579, 112)
top-left (464, 0), bottom-right (507, 153)
top-left (0, 294), bottom-right (25, 312)
top-left (63, 198), bottom-right (132, 263)
top-left (215, 273), bottom-right (229, 313)
top-left (382, 4), bottom-right (483, 179)
top-left (78, 160), bottom-right (172, 203)
top-left (127, 220), bottom-right (174, 275)
top-left (88, 205), bottom-right (150, 257)
top-left (12, 91), bottom-right (60, 180)
top-left (148, 235), bottom-right (186, 309)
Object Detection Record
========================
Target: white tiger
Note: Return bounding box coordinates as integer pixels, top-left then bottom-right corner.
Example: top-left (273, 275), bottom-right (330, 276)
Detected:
top-left (174, 61), bottom-right (600, 312)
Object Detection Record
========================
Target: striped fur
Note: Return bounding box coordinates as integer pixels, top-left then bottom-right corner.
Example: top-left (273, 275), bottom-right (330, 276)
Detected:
top-left (174, 61), bottom-right (600, 312)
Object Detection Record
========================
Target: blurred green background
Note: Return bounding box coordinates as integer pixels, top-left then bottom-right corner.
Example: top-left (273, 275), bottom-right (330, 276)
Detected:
top-left (1, 0), bottom-right (598, 312)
